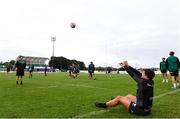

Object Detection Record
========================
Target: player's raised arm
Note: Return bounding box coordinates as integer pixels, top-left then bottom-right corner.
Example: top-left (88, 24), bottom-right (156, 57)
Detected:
top-left (119, 61), bottom-right (142, 82)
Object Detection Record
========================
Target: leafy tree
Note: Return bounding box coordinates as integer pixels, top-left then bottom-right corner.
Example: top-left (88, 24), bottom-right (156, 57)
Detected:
top-left (96, 67), bottom-right (105, 71)
top-left (10, 60), bottom-right (15, 66)
top-left (49, 56), bottom-right (86, 70)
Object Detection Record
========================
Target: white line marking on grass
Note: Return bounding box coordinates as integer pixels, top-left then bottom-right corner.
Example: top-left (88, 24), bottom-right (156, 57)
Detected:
top-left (65, 83), bottom-right (112, 91)
top-left (34, 83), bottom-right (112, 91)
top-left (37, 85), bottom-right (58, 89)
top-left (74, 88), bottom-right (180, 118)
top-left (74, 110), bottom-right (110, 118)
top-left (47, 85), bottom-right (58, 88)
top-left (54, 82), bottom-right (113, 91)
top-left (152, 88), bottom-right (180, 100)
top-left (33, 82), bottom-right (112, 91)
top-left (36, 83), bottom-right (112, 91)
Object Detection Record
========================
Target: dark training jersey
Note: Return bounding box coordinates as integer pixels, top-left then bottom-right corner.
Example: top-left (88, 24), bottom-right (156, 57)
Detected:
top-left (166, 56), bottom-right (180, 73)
top-left (69, 66), bottom-right (73, 73)
top-left (124, 66), bottom-right (154, 109)
top-left (15, 60), bottom-right (26, 71)
top-left (88, 64), bottom-right (95, 72)
top-left (160, 61), bottom-right (167, 71)
top-left (28, 65), bottom-right (34, 72)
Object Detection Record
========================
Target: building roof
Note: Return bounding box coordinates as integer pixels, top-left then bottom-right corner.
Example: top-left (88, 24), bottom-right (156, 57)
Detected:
top-left (16, 55), bottom-right (49, 65)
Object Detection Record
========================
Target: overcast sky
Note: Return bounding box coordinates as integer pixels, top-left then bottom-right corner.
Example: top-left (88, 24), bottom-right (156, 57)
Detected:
top-left (0, 0), bottom-right (179, 68)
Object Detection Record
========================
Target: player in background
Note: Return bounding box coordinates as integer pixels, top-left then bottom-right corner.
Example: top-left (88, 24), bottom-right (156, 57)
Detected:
top-left (28, 63), bottom-right (34, 79)
top-left (69, 63), bottom-right (78, 79)
top-left (6, 61), bottom-right (11, 74)
top-left (166, 51), bottom-right (180, 89)
top-left (68, 64), bottom-right (73, 78)
top-left (74, 64), bottom-right (80, 78)
top-left (160, 58), bottom-right (168, 83)
top-left (15, 56), bottom-right (26, 85)
top-left (88, 62), bottom-right (96, 80)
top-left (107, 67), bottom-right (112, 78)
top-left (44, 66), bottom-right (47, 76)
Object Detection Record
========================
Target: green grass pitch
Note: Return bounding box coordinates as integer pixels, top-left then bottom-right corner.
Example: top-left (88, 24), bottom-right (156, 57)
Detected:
top-left (0, 72), bottom-right (180, 118)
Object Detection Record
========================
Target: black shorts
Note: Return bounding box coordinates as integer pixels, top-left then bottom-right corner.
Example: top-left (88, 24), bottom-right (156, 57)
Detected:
top-left (129, 102), bottom-right (151, 116)
top-left (16, 70), bottom-right (24, 76)
top-left (170, 71), bottom-right (179, 76)
top-left (75, 70), bottom-right (79, 73)
top-left (7, 68), bottom-right (10, 72)
top-left (29, 70), bottom-right (33, 73)
top-left (88, 70), bottom-right (94, 73)
top-left (161, 70), bottom-right (167, 73)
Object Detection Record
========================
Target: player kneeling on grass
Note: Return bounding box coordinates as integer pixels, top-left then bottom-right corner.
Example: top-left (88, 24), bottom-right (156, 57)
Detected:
top-left (95, 61), bottom-right (155, 116)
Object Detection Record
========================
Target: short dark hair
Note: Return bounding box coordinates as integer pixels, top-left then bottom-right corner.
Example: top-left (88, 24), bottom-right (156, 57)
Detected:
top-left (169, 51), bottom-right (175, 56)
top-left (144, 69), bottom-right (155, 80)
top-left (19, 55), bottom-right (23, 58)
top-left (162, 57), bottom-right (165, 60)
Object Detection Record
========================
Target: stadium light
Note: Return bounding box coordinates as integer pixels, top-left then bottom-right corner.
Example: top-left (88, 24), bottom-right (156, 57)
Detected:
top-left (51, 37), bottom-right (56, 57)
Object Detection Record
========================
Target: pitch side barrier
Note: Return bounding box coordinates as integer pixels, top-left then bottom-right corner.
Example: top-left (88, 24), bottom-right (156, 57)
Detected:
top-left (78, 70), bottom-right (167, 74)
top-left (80, 70), bottom-right (127, 74)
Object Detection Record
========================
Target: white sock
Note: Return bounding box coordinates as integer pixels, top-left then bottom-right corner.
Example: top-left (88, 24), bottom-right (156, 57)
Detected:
top-left (173, 83), bottom-right (177, 89)
top-left (177, 83), bottom-right (179, 87)
top-left (163, 80), bottom-right (165, 83)
top-left (166, 79), bottom-right (168, 83)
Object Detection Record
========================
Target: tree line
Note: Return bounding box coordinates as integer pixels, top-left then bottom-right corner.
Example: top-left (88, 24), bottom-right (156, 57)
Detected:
top-left (49, 56), bottom-right (86, 70)
top-left (1, 57), bottom-right (158, 72)
top-left (0, 58), bottom-right (128, 72)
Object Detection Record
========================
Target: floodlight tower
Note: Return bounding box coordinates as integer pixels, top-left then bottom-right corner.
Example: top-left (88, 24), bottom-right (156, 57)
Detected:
top-left (51, 37), bottom-right (56, 57)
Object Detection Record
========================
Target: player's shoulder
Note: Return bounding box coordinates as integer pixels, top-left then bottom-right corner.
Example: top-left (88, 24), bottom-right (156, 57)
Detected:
top-left (174, 56), bottom-right (179, 59)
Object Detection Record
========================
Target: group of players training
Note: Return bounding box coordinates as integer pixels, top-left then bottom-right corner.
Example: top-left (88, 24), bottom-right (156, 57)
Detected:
top-left (15, 57), bottom-right (96, 85)
top-left (68, 61), bottom-right (96, 80)
top-left (160, 51), bottom-right (180, 89)
top-left (14, 51), bottom-right (179, 116)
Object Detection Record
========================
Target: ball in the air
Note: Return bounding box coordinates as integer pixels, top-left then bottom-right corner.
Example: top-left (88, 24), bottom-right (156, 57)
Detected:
top-left (70, 22), bottom-right (76, 28)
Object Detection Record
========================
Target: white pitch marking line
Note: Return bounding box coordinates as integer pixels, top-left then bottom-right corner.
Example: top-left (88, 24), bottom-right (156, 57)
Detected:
top-left (37, 85), bottom-right (58, 89)
top-left (34, 82), bottom-right (112, 91)
top-left (54, 82), bottom-right (113, 91)
top-left (74, 110), bottom-right (110, 118)
top-left (152, 88), bottom-right (180, 100)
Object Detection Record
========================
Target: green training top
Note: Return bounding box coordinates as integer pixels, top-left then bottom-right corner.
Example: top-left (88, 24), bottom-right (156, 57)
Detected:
top-left (166, 56), bottom-right (180, 72)
top-left (160, 61), bottom-right (167, 71)
top-left (15, 60), bottom-right (26, 70)
top-left (28, 65), bottom-right (34, 71)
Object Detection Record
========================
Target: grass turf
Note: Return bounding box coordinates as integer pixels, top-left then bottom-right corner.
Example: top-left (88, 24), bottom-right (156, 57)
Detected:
top-left (0, 72), bottom-right (180, 118)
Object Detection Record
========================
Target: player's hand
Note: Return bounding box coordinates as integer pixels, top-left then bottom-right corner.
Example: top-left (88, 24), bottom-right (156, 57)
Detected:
top-left (119, 61), bottom-right (129, 67)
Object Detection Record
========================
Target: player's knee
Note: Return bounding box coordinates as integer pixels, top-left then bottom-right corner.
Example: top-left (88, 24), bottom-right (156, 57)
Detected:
top-left (126, 94), bottom-right (133, 98)
top-left (116, 96), bottom-right (123, 100)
